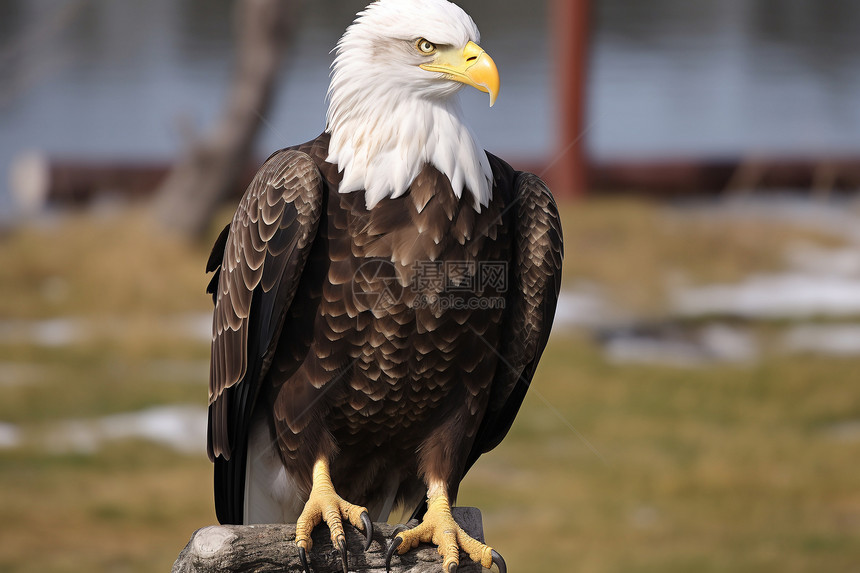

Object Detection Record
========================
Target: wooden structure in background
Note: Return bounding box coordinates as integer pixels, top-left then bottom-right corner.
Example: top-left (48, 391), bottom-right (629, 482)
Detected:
top-left (547, 0), bottom-right (591, 199)
top-left (21, 156), bottom-right (860, 210)
top-left (9, 0), bottom-right (860, 212)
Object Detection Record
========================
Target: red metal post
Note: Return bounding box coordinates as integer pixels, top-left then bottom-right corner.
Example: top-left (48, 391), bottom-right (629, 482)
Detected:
top-left (548, 0), bottom-right (590, 198)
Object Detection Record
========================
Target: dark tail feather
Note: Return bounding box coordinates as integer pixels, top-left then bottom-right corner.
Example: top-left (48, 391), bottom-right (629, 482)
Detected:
top-left (214, 448), bottom-right (248, 525)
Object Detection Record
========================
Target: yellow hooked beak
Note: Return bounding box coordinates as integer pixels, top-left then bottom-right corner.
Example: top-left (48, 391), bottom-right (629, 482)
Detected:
top-left (420, 41), bottom-right (500, 107)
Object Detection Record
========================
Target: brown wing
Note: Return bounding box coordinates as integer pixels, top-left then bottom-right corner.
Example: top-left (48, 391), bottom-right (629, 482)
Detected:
top-left (206, 149), bottom-right (324, 523)
top-left (466, 170), bottom-right (564, 468)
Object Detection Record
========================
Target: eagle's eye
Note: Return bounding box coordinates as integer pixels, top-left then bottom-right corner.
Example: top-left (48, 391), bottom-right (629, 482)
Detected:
top-left (416, 38), bottom-right (437, 55)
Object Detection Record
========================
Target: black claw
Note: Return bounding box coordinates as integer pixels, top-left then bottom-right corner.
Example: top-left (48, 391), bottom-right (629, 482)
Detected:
top-left (384, 536), bottom-right (402, 573)
top-left (448, 562), bottom-right (458, 573)
top-left (299, 546), bottom-right (311, 573)
top-left (360, 511), bottom-right (373, 551)
top-left (490, 549), bottom-right (507, 573)
top-left (337, 537), bottom-right (348, 573)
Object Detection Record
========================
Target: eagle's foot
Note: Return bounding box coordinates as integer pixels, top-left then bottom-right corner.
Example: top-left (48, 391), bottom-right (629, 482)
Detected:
top-left (296, 459), bottom-right (373, 573)
top-left (385, 491), bottom-right (506, 573)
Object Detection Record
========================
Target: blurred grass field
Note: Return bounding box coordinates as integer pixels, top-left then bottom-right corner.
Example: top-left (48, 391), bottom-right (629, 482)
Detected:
top-left (0, 200), bottom-right (858, 572)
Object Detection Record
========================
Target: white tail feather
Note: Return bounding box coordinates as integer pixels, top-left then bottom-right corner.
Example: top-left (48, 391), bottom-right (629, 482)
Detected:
top-left (244, 417), bottom-right (305, 524)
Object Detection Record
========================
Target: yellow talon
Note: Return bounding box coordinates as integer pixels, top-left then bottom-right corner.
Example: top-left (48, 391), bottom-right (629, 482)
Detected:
top-left (388, 486), bottom-right (504, 573)
top-left (294, 458), bottom-right (372, 569)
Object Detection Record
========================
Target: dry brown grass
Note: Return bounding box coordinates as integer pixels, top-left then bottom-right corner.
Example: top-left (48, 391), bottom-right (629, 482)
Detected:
top-left (462, 333), bottom-right (860, 573)
top-left (0, 209), bottom-right (219, 319)
top-left (0, 200), bottom-right (858, 572)
top-left (559, 198), bottom-right (844, 314)
top-left (0, 446), bottom-right (213, 572)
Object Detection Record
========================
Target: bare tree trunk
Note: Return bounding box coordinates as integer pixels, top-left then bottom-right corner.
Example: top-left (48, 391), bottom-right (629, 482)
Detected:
top-left (172, 509), bottom-right (486, 573)
top-left (153, 0), bottom-right (299, 238)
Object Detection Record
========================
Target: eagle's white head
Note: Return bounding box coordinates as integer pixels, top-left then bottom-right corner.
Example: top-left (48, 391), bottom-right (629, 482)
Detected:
top-left (325, 0), bottom-right (499, 211)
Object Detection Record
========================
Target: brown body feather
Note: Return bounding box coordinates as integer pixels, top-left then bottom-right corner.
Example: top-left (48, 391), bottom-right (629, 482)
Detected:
top-left (207, 133), bottom-right (563, 525)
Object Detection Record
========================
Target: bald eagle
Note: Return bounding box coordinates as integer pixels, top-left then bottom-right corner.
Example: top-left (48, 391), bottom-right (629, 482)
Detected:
top-left (205, 1), bottom-right (563, 572)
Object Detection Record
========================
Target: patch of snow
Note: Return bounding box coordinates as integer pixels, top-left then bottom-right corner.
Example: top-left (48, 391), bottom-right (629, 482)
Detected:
top-left (699, 324), bottom-right (758, 363)
top-left (824, 421), bottom-right (860, 444)
top-left (786, 243), bottom-right (860, 278)
top-left (46, 405), bottom-right (208, 455)
top-left (604, 336), bottom-right (710, 368)
top-left (100, 406), bottom-right (208, 454)
top-left (672, 274), bottom-right (860, 319)
top-left (601, 324), bottom-right (757, 368)
top-left (553, 287), bottom-right (629, 331)
top-left (783, 325), bottom-right (860, 356)
top-left (0, 422), bottom-right (21, 449)
top-left (0, 318), bottom-right (81, 347)
top-left (0, 313), bottom-right (212, 347)
top-left (179, 313), bottom-right (213, 343)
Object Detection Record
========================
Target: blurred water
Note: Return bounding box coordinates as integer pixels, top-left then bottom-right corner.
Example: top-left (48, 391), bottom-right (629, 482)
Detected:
top-left (0, 0), bottom-right (859, 213)
top-left (591, 0), bottom-right (860, 158)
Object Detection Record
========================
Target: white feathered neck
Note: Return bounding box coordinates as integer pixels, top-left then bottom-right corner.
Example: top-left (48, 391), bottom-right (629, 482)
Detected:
top-left (324, 0), bottom-right (493, 211)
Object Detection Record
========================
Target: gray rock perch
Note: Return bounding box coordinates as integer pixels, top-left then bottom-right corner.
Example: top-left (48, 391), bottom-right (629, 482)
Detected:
top-left (173, 507), bottom-right (486, 573)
